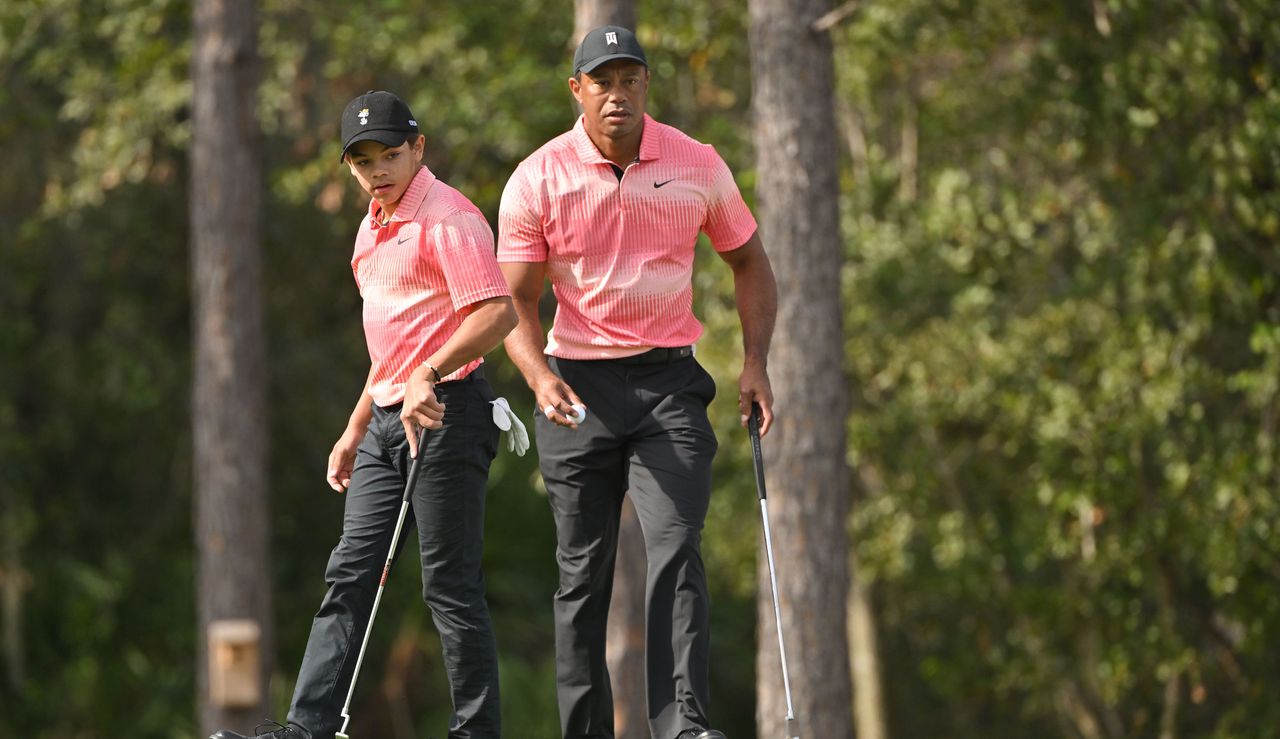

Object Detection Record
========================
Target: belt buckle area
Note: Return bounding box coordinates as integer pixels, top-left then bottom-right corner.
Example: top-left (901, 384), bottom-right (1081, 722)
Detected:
top-left (616, 346), bottom-right (692, 365)
top-left (645, 346), bottom-right (690, 364)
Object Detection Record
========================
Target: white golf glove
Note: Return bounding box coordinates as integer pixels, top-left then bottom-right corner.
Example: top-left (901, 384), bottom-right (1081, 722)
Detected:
top-left (490, 397), bottom-right (530, 456)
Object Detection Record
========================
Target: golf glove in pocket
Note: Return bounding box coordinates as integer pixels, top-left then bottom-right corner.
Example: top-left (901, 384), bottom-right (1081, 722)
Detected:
top-left (490, 397), bottom-right (530, 456)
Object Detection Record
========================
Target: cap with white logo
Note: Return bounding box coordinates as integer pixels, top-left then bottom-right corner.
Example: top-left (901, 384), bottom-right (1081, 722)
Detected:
top-left (339, 90), bottom-right (419, 160)
top-left (573, 25), bottom-right (648, 76)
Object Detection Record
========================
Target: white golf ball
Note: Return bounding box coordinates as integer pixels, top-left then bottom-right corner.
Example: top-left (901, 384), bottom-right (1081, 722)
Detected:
top-left (568, 404), bottom-right (587, 423)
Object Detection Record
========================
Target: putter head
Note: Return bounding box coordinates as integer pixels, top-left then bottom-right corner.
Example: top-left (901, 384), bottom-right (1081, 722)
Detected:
top-left (335, 734), bottom-right (350, 739)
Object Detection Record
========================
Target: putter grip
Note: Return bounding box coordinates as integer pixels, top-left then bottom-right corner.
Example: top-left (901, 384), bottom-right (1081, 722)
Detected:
top-left (748, 403), bottom-right (768, 501)
top-left (404, 428), bottom-right (428, 496)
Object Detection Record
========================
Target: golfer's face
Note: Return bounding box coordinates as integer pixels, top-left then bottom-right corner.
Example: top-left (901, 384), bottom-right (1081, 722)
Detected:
top-left (345, 136), bottom-right (424, 210)
top-left (572, 61), bottom-right (649, 141)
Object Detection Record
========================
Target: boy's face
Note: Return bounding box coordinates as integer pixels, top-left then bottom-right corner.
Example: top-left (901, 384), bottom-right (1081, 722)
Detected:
top-left (345, 135), bottom-right (425, 211)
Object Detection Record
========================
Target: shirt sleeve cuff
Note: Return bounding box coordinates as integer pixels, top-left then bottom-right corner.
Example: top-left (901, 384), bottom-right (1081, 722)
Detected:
top-left (450, 285), bottom-right (512, 313)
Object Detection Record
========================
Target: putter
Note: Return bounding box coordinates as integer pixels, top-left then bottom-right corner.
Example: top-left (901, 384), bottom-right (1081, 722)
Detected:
top-left (748, 403), bottom-right (799, 739)
top-left (336, 427), bottom-right (428, 739)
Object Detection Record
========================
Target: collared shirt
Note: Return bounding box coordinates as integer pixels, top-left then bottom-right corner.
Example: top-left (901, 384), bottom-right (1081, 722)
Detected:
top-left (496, 114), bottom-right (757, 360)
top-left (353, 165), bottom-right (509, 407)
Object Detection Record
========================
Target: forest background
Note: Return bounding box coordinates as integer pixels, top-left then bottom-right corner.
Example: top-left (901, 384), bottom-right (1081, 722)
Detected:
top-left (2, 0), bottom-right (1279, 737)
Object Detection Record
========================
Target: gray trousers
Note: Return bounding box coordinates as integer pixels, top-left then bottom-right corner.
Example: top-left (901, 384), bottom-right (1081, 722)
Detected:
top-left (286, 371), bottom-right (502, 739)
top-left (535, 353), bottom-right (719, 739)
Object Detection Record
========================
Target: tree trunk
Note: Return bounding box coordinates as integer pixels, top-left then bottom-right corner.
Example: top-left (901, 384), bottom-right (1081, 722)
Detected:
top-left (572, 5), bottom-right (645, 737)
top-left (849, 550), bottom-right (888, 739)
top-left (191, 0), bottom-right (271, 732)
top-left (574, 0), bottom-right (635, 41)
top-left (850, 468), bottom-right (890, 739)
top-left (605, 498), bottom-right (648, 739)
top-left (748, 1), bottom-right (856, 737)
top-left (0, 481), bottom-right (26, 691)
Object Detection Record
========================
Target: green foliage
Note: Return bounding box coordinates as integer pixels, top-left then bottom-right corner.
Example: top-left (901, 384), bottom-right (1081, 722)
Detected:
top-left (0, 0), bottom-right (760, 735)
top-left (5, 0), bottom-right (1278, 735)
top-left (838, 0), bottom-right (1280, 736)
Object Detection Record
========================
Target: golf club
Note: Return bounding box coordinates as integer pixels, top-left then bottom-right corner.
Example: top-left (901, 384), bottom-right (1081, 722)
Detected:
top-left (336, 427), bottom-right (427, 739)
top-left (748, 403), bottom-right (799, 739)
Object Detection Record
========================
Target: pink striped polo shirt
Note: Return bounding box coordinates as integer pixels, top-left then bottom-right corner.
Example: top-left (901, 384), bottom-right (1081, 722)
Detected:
top-left (352, 165), bottom-right (510, 407)
top-left (497, 114), bottom-right (757, 359)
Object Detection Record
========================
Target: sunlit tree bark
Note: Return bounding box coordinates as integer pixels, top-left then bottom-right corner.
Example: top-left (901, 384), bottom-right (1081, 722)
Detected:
top-left (748, 0), bottom-right (856, 736)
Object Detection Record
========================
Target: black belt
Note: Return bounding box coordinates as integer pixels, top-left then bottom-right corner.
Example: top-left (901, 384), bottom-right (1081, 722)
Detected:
top-left (614, 346), bottom-right (694, 365)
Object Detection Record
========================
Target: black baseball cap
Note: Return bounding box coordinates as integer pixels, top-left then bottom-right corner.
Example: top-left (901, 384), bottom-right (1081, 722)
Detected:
top-left (573, 25), bottom-right (648, 76)
top-left (339, 90), bottom-right (419, 160)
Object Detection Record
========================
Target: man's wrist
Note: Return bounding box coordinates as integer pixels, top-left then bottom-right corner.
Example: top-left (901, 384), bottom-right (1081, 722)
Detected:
top-left (514, 356), bottom-right (554, 389)
top-left (421, 362), bottom-right (442, 383)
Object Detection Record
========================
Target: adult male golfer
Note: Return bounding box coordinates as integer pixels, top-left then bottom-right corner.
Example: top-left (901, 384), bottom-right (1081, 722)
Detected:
top-left (497, 26), bottom-right (777, 739)
top-left (212, 90), bottom-right (516, 739)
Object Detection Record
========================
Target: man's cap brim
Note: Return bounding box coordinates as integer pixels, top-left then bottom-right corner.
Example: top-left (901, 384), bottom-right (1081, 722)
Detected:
top-left (340, 128), bottom-right (414, 160)
top-left (577, 53), bottom-right (648, 75)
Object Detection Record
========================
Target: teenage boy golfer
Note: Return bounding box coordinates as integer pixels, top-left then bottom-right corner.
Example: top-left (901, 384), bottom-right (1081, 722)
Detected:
top-left (212, 90), bottom-right (518, 739)
top-left (497, 26), bottom-right (778, 739)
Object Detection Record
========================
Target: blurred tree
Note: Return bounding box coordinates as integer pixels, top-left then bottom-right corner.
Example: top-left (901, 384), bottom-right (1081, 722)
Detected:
top-left (576, 0), bottom-right (636, 46)
top-left (7, 0), bottom-right (1280, 736)
top-left (0, 0), bottom-right (200, 735)
top-left (191, 0), bottom-right (272, 732)
top-left (565, 4), bottom-right (649, 738)
top-left (748, 0), bottom-right (856, 738)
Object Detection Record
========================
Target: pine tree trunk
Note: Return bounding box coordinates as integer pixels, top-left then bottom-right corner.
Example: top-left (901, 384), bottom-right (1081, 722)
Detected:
top-left (191, 0), bottom-right (271, 731)
top-left (575, 0), bottom-right (636, 39)
top-left (748, 0), bottom-right (856, 736)
top-left (605, 499), bottom-right (648, 739)
top-left (850, 468), bottom-right (890, 739)
top-left (571, 4), bottom-right (645, 736)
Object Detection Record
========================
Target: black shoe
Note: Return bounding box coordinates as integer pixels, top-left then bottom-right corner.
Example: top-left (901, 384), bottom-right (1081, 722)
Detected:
top-left (678, 730), bottom-right (728, 739)
top-left (209, 721), bottom-right (308, 739)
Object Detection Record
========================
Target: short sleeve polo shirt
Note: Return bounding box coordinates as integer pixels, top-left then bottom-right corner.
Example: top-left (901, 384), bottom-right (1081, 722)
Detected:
top-left (353, 165), bottom-right (510, 407)
top-left (497, 114), bottom-right (758, 360)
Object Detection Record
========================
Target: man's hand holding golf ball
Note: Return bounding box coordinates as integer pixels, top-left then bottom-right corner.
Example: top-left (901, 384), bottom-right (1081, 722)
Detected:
top-left (530, 369), bottom-right (589, 428)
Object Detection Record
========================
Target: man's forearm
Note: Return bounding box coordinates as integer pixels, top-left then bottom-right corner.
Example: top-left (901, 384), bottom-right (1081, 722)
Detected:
top-left (504, 297), bottom-right (556, 387)
top-left (720, 233), bottom-right (778, 366)
top-left (737, 276), bottom-right (773, 366)
top-left (733, 259), bottom-right (777, 366)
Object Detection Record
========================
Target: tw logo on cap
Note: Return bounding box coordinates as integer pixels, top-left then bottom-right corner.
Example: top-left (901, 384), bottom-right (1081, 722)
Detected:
top-left (605, 31), bottom-right (618, 45)
top-left (358, 108), bottom-right (369, 125)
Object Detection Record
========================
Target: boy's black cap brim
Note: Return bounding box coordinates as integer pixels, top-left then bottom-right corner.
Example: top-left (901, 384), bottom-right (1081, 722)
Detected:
top-left (577, 53), bottom-right (648, 75)
top-left (340, 129), bottom-right (412, 161)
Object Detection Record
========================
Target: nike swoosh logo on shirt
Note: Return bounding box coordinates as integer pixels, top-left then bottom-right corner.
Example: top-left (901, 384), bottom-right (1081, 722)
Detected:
top-left (398, 235), bottom-right (412, 244)
top-left (653, 179), bottom-right (676, 188)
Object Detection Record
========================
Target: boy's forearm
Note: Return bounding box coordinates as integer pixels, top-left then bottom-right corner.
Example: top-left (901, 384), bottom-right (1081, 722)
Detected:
top-left (347, 367), bottom-right (375, 432)
top-left (424, 297), bottom-right (518, 377)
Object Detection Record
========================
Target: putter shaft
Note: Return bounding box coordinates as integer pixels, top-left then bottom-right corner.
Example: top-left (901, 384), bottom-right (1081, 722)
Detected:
top-left (748, 404), bottom-right (799, 733)
top-left (337, 429), bottom-right (428, 738)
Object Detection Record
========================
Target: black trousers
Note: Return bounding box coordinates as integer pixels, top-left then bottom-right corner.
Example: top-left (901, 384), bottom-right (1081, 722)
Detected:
top-left (535, 355), bottom-right (719, 739)
top-left (286, 371), bottom-right (502, 739)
